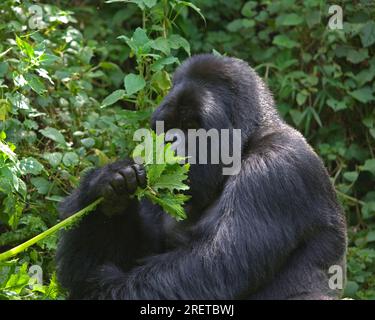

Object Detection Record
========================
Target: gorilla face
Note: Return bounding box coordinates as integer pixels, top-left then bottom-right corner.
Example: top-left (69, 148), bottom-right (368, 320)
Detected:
top-left (151, 80), bottom-right (232, 133)
top-left (150, 64), bottom-right (235, 215)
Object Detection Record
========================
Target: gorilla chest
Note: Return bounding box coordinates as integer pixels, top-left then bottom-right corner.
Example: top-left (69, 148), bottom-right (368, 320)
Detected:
top-left (162, 215), bottom-right (191, 249)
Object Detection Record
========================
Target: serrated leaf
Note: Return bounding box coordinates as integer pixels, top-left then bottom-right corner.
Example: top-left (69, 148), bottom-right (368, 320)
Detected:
top-left (153, 164), bottom-right (190, 192)
top-left (146, 191), bottom-right (189, 221)
top-left (133, 132), bottom-right (190, 220)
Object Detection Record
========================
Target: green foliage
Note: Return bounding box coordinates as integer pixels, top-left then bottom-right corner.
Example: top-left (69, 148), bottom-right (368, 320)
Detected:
top-left (133, 132), bottom-right (190, 220)
top-left (0, 261), bottom-right (64, 300)
top-left (0, 0), bottom-right (374, 299)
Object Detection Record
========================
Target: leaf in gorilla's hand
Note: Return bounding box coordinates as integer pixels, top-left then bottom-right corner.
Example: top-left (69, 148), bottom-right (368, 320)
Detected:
top-left (145, 192), bottom-right (191, 221)
top-left (133, 132), bottom-right (190, 221)
top-left (152, 163), bottom-right (190, 192)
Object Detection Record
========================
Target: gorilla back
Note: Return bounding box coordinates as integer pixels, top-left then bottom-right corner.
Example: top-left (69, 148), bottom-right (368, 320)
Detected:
top-left (56, 54), bottom-right (347, 300)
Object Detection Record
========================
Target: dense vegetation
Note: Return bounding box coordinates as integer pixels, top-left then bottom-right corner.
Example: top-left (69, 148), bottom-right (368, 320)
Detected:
top-left (0, 0), bottom-right (374, 299)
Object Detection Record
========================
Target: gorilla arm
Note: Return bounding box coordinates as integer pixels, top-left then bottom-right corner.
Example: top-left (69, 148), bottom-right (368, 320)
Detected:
top-left (56, 161), bottom-right (153, 299)
top-left (86, 135), bottom-right (341, 300)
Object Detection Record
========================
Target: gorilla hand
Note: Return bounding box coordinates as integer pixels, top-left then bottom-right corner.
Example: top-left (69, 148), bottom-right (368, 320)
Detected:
top-left (95, 163), bottom-right (147, 216)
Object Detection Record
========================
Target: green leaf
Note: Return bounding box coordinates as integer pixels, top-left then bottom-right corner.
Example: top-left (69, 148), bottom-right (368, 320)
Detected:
top-left (306, 10), bottom-right (321, 28)
top-left (346, 48), bottom-right (369, 64)
top-left (15, 36), bottom-right (34, 58)
top-left (31, 177), bottom-right (51, 195)
top-left (19, 157), bottom-right (44, 175)
top-left (367, 230), bottom-right (375, 242)
top-left (43, 152), bottom-right (63, 168)
top-left (0, 140), bottom-right (17, 162)
top-left (145, 133), bottom-right (166, 184)
top-left (168, 34), bottom-right (191, 55)
top-left (132, 27), bottom-right (150, 48)
top-left (153, 164), bottom-right (190, 192)
top-left (39, 127), bottom-right (67, 145)
top-left (152, 71), bottom-right (171, 91)
top-left (327, 99), bottom-right (347, 111)
top-left (362, 159), bottom-right (375, 175)
top-left (276, 13), bottom-right (304, 26)
top-left (151, 37), bottom-right (171, 55)
top-left (24, 74), bottom-right (46, 95)
top-left (175, 1), bottom-right (206, 24)
top-left (289, 109), bottom-right (303, 126)
top-left (296, 92), bottom-right (307, 106)
top-left (101, 89), bottom-right (125, 108)
top-left (81, 138), bottom-right (95, 148)
top-left (272, 35), bottom-right (299, 48)
top-left (349, 87), bottom-right (374, 103)
top-left (361, 201), bottom-right (375, 220)
top-left (133, 132), bottom-right (190, 220)
top-left (344, 281), bottom-right (359, 297)
top-left (0, 62), bottom-right (9, 77)
top-left (151, 57), bottom-right (179, 72)
top-left (145, 192), bottom-right (189, 221)
top-left (4, 263), bottom-right (30, 294)
top-left (241, 1), bottom-right (256, 18)
top-left (124, 74), bottom-right (146, 96)
top-left (343, 171), bottom-right (358, 183)
top-left (62, 152), bottom-right (79, 167)
top-left (360, 21), bottom-right (375, 48)
top-left (226, 19), bottom-right (243, 32)
top-left (143, 0), bottom-right (157, 8)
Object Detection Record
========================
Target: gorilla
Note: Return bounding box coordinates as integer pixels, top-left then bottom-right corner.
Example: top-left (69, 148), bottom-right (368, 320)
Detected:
top-left (56, 54), bottom-right (347, 300)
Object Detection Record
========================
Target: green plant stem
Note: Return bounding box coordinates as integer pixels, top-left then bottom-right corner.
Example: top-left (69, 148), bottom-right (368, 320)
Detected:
top-left (0, 197), bottom-right (103, 262)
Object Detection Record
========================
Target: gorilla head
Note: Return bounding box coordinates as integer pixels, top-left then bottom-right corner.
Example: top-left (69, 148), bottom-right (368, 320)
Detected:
top-left (150, 54), bottom-right (280, 216)
top-left (152, 54), bottom-right (278, 137)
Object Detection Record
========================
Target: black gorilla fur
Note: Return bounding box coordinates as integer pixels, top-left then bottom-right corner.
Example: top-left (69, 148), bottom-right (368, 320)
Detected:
top-left (56, 54), bottom-right (347, 299)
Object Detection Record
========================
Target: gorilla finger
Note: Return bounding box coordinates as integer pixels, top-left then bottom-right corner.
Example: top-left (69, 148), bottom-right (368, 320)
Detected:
top-left (110, 173), bottom-right (126, 195)
top-left (119, 167), bottom-right (137, 194)
top-left (132, 164), bottom-right (147, 188)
